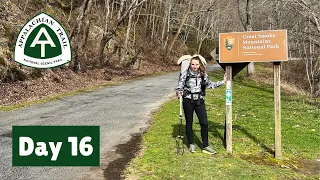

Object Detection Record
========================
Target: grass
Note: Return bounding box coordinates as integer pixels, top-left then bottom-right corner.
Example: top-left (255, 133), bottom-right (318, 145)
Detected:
top-left (126, 67), bottom-right (320, 179)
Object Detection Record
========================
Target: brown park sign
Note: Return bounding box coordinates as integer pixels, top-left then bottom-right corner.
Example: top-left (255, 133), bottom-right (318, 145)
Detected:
top-left (219, 30), bottom-right (288, 63)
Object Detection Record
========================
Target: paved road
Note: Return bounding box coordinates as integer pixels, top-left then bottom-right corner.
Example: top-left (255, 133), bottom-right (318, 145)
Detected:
top-left (0, 64), bottom-right (221, 180)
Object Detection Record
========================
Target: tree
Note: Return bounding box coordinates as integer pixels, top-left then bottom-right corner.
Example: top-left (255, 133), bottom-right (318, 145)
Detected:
top-left (164, 0), bottom-right (217, 62)
top-left (69, 0), bottom-right (93, 72)
top-left (238, 0), bottom-right (255, 75)
top-left (97, 0), bottom-right (148, 66)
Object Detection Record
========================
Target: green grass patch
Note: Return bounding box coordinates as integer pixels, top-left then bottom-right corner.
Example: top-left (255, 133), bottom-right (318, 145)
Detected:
top-left (126, 69), bottom-right (320, 179)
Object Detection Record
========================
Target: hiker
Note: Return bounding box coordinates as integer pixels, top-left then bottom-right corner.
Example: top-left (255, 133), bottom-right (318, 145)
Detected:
top-left (176, 55), bottom-right (226, 154)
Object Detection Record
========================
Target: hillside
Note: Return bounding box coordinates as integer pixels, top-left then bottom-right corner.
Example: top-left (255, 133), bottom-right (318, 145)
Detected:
top-left (0, 0), bottom-right (319, 107)
top-left (0, 0), bottom-right (183, 106)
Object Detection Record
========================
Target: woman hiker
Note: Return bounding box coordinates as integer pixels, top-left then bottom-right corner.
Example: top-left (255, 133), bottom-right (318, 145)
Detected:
top-left (176, 55), bottom-right (226, 154)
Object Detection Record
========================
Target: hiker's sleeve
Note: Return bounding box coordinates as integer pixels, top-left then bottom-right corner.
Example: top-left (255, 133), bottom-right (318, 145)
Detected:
top-left (205, 74), bottom-right (224, 89)
top-left (176, 71), bottom-right (187, 93)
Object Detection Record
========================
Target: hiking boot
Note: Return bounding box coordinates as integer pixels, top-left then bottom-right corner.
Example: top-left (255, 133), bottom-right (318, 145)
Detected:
top-left (202, 146), bottom-right (217, 155)
top-left (189, 144), bottom-right (195, 153)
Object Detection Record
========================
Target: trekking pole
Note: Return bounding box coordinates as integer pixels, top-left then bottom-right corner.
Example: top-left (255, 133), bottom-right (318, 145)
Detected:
top-left (176, 96), bottom-right (184, 155)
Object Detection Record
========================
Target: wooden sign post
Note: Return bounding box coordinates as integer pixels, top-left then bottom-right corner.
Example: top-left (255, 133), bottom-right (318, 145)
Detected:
top-left (274, 62), bottom-right (282, 158)
top-left (219, 30), bottom-right (288, 159)
top-left (225, 66), bottom-right (233, 153)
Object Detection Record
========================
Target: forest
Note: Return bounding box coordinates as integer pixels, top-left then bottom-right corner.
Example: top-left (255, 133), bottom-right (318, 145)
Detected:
top-left (0, 0), bottom-right (319, 98)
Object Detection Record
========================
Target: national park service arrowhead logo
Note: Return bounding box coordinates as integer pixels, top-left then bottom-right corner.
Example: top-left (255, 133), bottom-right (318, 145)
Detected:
top-left (14, 12), bottom-right (71, 68)
top-left (224, 36), bottom-right (235, 51)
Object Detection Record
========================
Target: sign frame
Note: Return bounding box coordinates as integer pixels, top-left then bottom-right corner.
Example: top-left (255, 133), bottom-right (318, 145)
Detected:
top-left (219, 30), bottom-right (288, 63)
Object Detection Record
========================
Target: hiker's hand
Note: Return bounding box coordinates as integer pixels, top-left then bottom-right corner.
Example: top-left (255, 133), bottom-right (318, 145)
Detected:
top-left (178, 91), bottom-right (183, 98)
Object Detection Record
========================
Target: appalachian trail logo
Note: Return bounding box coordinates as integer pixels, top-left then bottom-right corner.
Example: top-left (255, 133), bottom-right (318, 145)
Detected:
top-left (14, 12), bottom-right (71, 68)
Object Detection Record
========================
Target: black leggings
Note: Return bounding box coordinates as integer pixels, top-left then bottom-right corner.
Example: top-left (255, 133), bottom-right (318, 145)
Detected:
top-left (183, 98), bottom-right (209, 148)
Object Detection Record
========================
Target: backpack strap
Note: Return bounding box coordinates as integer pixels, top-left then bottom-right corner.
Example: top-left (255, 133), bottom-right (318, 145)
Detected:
top-left (183, 71), bottom-right (207, 98)
top-left (200, 75), bottom-right (206, 96)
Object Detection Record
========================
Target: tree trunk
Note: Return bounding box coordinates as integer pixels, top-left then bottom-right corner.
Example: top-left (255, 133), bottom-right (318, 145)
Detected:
top-left (121, 0), bottom-right (137, 66)
top-left (98, 0), bottom-right (111, 65)
top-left (117, 0), bottom-right (125, 20)
top-left (151, 8), bottom-right (156, 39)
top-left (69, 0), bottom-right (92, 72)
top-left (161, 3), bottom-right (168, 43)
top-left (133, 4), bottom-right (143, 47)
top-left (163, 3), bottom-right (171, 50)
top-left (81, 0), bottom-right (93, 48)
top-left (98, 0), bottom-right (147, 65)
top-left (197, 39), bottom-right (203, 53)
top-left (164, 4), bottom-right (190, 62)
top-left (245, 0), bottom-right (255, 75)
top-left (68, 0), bottom-right (73, 23)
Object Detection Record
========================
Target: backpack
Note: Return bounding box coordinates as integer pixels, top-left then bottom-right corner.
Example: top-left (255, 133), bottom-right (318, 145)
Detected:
top-left (185, 70), bottom-right (207, 96)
